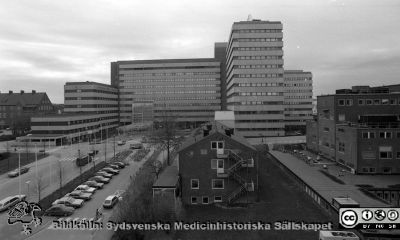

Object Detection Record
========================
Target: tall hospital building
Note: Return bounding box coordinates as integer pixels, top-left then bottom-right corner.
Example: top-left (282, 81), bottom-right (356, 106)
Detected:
top-left (110, 18), bottom-right (313, 137)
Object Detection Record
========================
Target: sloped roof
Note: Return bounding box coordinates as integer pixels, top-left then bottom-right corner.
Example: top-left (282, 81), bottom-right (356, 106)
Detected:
top-left (177, 121), bottom-right (255, 152)
top-left (0, 92), bottom-right (47, 106)
top-left (152, 165), bottom-right (179, 189)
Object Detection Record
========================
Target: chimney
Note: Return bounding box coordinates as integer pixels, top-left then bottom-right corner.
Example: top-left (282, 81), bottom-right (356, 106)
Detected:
top-left (20, 90), bottom-right (24, 94)
top-left (9, 90), bottom-right (13, 94)
top-left (32, 90), bottom-right (36, 94)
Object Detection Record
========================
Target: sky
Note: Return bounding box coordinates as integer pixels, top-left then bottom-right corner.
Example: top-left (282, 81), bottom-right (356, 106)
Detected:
top-left (0, 0), bottom-right (399, 103)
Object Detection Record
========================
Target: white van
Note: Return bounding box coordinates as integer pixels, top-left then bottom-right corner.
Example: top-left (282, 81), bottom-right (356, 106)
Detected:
top-left (0, 195), bottom-right (26, 211)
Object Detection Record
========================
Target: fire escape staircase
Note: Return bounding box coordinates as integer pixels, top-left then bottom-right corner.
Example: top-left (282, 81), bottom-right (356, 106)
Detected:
top-left (216, 149), bottom-right (254, 204)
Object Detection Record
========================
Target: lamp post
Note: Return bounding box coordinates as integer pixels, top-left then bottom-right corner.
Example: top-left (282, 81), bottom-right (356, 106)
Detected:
top-left (18, 151), bottom-right (21, 196)
top-left (26, 181), bottom-right (30, 201)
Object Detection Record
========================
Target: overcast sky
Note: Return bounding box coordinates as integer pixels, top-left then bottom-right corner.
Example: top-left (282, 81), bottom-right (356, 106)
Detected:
top-left (0, 0), bottom-right (399, 103)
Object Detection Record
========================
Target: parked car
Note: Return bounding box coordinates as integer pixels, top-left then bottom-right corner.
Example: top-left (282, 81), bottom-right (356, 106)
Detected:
top-left (114, 162), bottom-right (126, 168)
top-left (52, 197), bottom-right (84, 208)
top-left (102, 167), bottom-right (119, 175)
top-left (130, 143), bottom-right (143, 149)
top-left (89, 176), bottom-right (110, 184)
top-left (103, 195), bottom-right (118, 209)
top-left (96, 171), bottom-right (113, 179)
top-left (108, 164), bottom-right (122, 170)
top-left (8, 167), bottom-right (29, 178)
top-left (117, 140), bottom-right (126, 146)
top-left (84, 180), bottom-right (104, 189)
top-left (66, 190), bottom-right (92, 201)
top-left (75, 185), bottom-right (96, 194)
top-left (45, 204), bottom-right (74, 217)
top-left (0, 195), bottom-right (26, 212)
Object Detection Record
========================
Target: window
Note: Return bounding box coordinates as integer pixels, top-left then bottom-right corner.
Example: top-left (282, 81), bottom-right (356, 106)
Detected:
top-left (338, 114), bottom-right (345, 121)
top-left (214, 196), bottom-right (222, 202)
top-left (397, 132), bottom-right (400, 138)
top-left (202, 196), bottom-right (209, 204)
top-left (362, 132), bottom-right (375, 139)
top-left (390, 99), bottom-right (397, 105)
top-left (369, 168), bottom-right (376, 173)
top-left (338, 128), bottom-right (345, 133)
top-left (211, 141), bottom-right (217, 149)
top-left (382, 99), bottom-right (389, 105)
top-left (379, 131), bottom-right (392, 139)
top-left (323, 127), bottom-right (330, 132)
top-left (338, 99), bottom-right (345, 106)
top-left (211, 159), bottom-right (218, 169)
top-left (200, 149), bottom-right (207, 155)
top-left (211, 141), bottom-right (224, 149)
top-left (212, 179), bottom-right (224, 189)
top-left (217, 159), bottom-right (224, 169)
top-left (383, 167), bottom-right (392, 173)
top-left (358, 99), bottom-right (365, 105)
top-left (366, 99), bottom-right (373, 105)
top-left (374, 99), bottom-right (381, 105)
top-left (191, 196), bottom-right (198, 204)
top-left (379, 146), bottom-right (392, 159)
top-left (338, 142), bottom-right (345, 153)
top-left (191, 179), bottom-right (199, 189)
top-left (345, 99), bottom-right (353, 106)
top-left (397, 152), bottom-right (400, 159)
top-left (217, 142), bottom-right (224, 149)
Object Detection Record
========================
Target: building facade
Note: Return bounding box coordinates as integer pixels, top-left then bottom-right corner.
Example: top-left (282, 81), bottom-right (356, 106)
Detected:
top-left (178, 122), bottom-right (258, 205)
top-left (306, 85), bottom-right (400, 174)
top-left (225, 19), bottom-right (285, 138)
top-left (18, 82), bottom-right (119, 146)
top-left (283, 70), bottom-right (313, 133)
top-left (111, 59), bottom-right (221, 128)
top-left (0, 90), bottom-right (54, 134)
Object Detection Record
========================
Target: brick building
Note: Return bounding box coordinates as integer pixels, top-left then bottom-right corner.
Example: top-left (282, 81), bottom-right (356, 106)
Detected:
top-left (306, 85), bottom-right (400, 174)
top-left (0, 90), bottom-right (54, 134)
top-left (177, 122), bottom-right (258, 205)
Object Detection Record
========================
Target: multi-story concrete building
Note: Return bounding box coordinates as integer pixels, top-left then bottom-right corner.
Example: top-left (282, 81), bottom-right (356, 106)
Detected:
top-left (283, 70), bottom-right (313, 133)
top-left (18, 82), bottom-right (119, 146)
top-left (64, 81), bottom-right (119, 132)
top-left (178, 122), bottom-right (258, 205)
top-left (225, 19), bottom-right (285, 138)
top-left (0, 90), bottom-right (54, 134)
top-left (111, 59), bottom-right (221, 128)
top-left (306, 84), bottom-right (400, 174)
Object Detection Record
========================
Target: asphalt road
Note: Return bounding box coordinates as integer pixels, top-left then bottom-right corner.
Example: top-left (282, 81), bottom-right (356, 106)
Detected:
top-left (0, 136), bottom-right (143, 238)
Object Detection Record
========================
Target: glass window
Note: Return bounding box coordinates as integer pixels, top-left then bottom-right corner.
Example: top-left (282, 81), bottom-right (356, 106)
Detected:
top-left (345, 99), bottom-right (353, 106)
top-left (382, 99), bottom-right (389, 105)
top-left (390, 99), bottom-right (397, 105)
top-left (374, 99), bottom-right (381, 105)
top-left (212, 179), bottom-right (224, 189)
top-left (191, 179), bottom-right (199, 189)
top-left (338, 99), bottom-right (345, 106)
top-left (366, 99), bottom-right (373, 105)
top-left (379, 146), bottom-right (392, 159)
top-left (214, 196), bottom-right (222, 202)
top-left (202, 196), bottom-right (209, 204)
top-left (211, 159), bottom-right (218, 169)
top-left (358, 99), bottom-right (365, 105)
top-left (191, 196), bottom-right (198, 204)
top-left (211, 142), bottom-right (217, 149)
top-left (200, 149), bottom-right (207, 155)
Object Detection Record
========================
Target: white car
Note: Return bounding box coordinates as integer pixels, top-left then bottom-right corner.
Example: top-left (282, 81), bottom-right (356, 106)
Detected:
top-left (75, 185), bottom-right (96, 194)
top-left (0, 195), bottom-right (26, 212)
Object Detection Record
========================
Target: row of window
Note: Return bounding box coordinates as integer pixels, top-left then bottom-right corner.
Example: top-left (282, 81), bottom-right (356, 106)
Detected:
top-left (233, 38), bottom-right (282, 42)
top-left (286, 96), bottom-right (313, 99)
top-left (65, 97), bottom-right (117, 101)
top-left (133, 90), bottom-right (219, 95)
top-left (64, 104), bottom-right (118, 108)
top-left (232, 29), bottom-right (282, 33)
top-left (233, 73), bottom-right (283, 78)
top-left (153, 109), bottom-right (214, 113)
top-left (120, 78), bottom-right (219, 82)
top-left (230, 101), bottom-right (282, 106)
top-left (285, 90), bottom-right (312, 93)
top-left (284, 83), bottom-right (312, 87)
top-left (121, 84), bottom-right (219, 89)
top-left (65, 89), bottom-right (117, 94)
top-left (236, 92), bottom-right (282, 96)
top-left (122, 97), bottom-right (220, 101)
top-left (284, 113), bottom-right (312, 117)
top-left (234, 64), bottom-right (283, 69)
top-left (338, 98), bottom-right (400, 106)
top-left (153, 103), bottom-right (220, 107)
top-left (236, 119), bottom-right (283, 123)
top-left (233, 47), bottom-right (282, 52)
top-left (190, 179), bottom-right (224, 189)
top-left (234, 82), bottom-right (282, 87)
top-left (285, 102), bottom-right (313, 105)
top-left (119, 66), bottom-right (220, 71)
top-left (284, 108), bottom-right (313, 111)
top-left (119, 72), bottom-right (219, 77)
top-left (233, 56), bottom-right (282, 60)
top-left (191, 196), bottom-right (221, 204)
top-left (362, 131), bottom-right (400, 139)
top-left (284, 77), bottom-right (312, 81)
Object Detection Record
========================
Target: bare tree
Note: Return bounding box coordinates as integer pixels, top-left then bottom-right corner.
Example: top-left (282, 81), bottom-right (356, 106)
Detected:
top-left (35, 175), bottom-right (47, 202)
top-left (57, 160), bottom-right (64, 191)
top-left (152, 160), bottom-right (162, 179)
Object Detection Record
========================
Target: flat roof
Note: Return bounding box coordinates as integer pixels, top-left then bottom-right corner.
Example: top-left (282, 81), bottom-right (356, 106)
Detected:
top-left (269, 150), bottom-right (395, 208)
top-left (65, 81), bottom-right (116, 88)
top-left (152, 165), bottom-right (179, 189)
top-left (333, 197), bottom-right (359, 205)
top-left (113, 58), bottom-right (220, 65)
